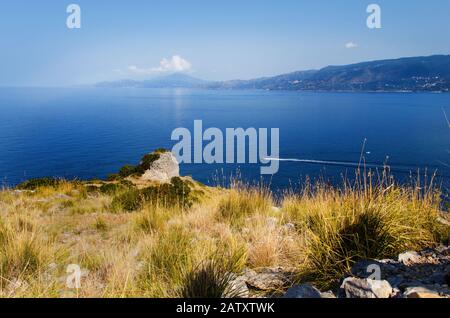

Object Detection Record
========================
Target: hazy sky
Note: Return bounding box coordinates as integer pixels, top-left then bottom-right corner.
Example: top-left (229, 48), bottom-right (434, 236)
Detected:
top-left (1, 0), bottom-right (450, 86)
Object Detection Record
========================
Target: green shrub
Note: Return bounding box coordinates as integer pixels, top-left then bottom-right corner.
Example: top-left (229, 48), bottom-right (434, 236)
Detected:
top-left (85, 185), bottom-right (100, 193)
top-left (99, 183), bottom-right (123, 195)
top-left (118, 165), bottom-right (138, 178)
top-left (109, 150), bottom-right (171, 180)
top-left (111, 189), bottom-right (143, 212)
top-left (141, 177), bottom-right (193, 208)
top-left (119, 179), bottom-right (135, 188)
top-left (107, 174), bottom-right (120, 181)
top-left (135, 153), bottom-right (161, 175)
top-left (154, 148), bottom-right (169, 154)
top-left (17, 178), bottom-right (61, 190)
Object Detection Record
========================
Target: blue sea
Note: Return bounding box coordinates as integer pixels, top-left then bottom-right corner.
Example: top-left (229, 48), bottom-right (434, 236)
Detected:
top-left (0, 87), bottom-right (449, 192)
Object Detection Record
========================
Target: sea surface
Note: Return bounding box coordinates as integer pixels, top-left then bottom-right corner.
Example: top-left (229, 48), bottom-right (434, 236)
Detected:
top-left (0, 87), bottom-right (449, 192)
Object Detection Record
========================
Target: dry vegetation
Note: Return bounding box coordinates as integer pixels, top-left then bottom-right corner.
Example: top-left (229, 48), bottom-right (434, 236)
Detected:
top-left (0, 172), bottom-right (448, 298)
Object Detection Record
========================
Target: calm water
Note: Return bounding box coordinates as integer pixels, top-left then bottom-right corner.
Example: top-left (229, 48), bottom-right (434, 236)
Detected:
top-left (0, 87), bottom-right (449, 192)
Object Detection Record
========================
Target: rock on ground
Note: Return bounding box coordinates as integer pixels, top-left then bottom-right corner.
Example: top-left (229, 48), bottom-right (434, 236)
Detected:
top-left (140, 152), bottom-right (180, 183)
top-left (238, 268), bottom-right (293, 291)
top-left (340, 277), bottom-right (393, 298)
top-left (348, 246), bottom-right (450, 298)
top-left (404, 286), bottom-right (444, 298)
top-left (283, 284), bottom-right (335, 298)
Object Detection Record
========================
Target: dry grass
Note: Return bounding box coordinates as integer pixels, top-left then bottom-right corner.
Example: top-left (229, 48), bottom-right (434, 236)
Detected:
top-left (283, 176), bottom-right (448, 290)
top-left (217, 185), bottom-right (272, 227)
top-left (0, 173), bottom-right (447, 297)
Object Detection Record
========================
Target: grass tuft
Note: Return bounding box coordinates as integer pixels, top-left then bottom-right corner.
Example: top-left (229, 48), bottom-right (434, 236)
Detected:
top-left (179, 251), bottom-right (247, 298)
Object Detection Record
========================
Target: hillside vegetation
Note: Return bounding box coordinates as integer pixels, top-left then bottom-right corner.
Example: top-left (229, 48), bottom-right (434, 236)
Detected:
top-left (0, 167), bottom-right (447, 298)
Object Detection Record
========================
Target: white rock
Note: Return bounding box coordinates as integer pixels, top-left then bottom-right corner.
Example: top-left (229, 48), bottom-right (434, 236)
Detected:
top-left (404, 286), bottom-right (443, 298)
top-left (140, 152), bottom-right (180, 183)
top-left (398, 251), bottom-right (422, 265)
top-left (341, 277), bottom-right (393, 298)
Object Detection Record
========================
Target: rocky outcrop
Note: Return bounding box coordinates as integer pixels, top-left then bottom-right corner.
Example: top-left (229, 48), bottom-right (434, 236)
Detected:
top-left (140, 151), bottom-right (179, 183)
top-left (276, 246), bottom-right (450, 299)
top-left (342, 245), bottom-right (450, 298)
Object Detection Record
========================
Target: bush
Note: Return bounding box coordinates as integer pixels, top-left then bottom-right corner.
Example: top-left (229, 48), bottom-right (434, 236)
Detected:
top-left (141, 177), bottom-right (193, 208)
top-left (17, 177), bottom-right (61, 190)
top-left (154, 148), bottom-right (169, 154)
top-left (135, 153), bottom-right (160, 175)
top-left (118, 165), bottom-right (138, 178)
top-left (110, 177), bottom-right (193, 212)
top-left (85, 185), bottom-right (100, 193)
top-left (99, 183), bottom-right (123, 195)
top-left (111, 189), bottom-right (143, 212)
top-left (99, 180), bottom-right (135, 195)
top-left (107, 174), bottom-right (120, 181)
top-left (109, 149), bottom-right (171, 180)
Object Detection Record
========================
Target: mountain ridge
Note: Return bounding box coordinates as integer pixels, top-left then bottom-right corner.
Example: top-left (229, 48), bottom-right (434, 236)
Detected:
top-left (97, 73), bottom-right (208, 89)
top-left (210, 55), bottom-right (450, 92)
top-left (97, 55), bottom-right (450, 92)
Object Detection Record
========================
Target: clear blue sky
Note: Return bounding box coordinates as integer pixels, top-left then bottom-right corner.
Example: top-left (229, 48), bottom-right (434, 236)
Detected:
top-left (1, 0), bottom-right (449, 86)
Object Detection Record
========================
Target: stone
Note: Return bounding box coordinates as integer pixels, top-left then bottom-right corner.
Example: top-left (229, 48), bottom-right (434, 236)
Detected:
top-left (227, 275), bottom-right (250, 298)
top-left (320, 291), bottom-right (337, 298)
top-left (340, 277), bottom-right (393, 298)
top-left (344, 247), bottom-right (450, 298)
top-left (404, 286), bottom-right (443, 298)
top-left (398, 251), bottom-right (422, 265)
top-left (240, 268), bottom-right (291, 291)
top-left (140, 151), bottom-right (180, 183)
top-left (283, 284), bottom-right (322, 298)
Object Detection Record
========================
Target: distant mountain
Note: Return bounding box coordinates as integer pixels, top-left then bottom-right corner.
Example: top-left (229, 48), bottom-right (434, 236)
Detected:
top-left (209, 55), bottom-right (450, 92)
top-left (97, 55), bottom-right (450, 92)
top-left (97, 73), bottom-right (209, 88)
